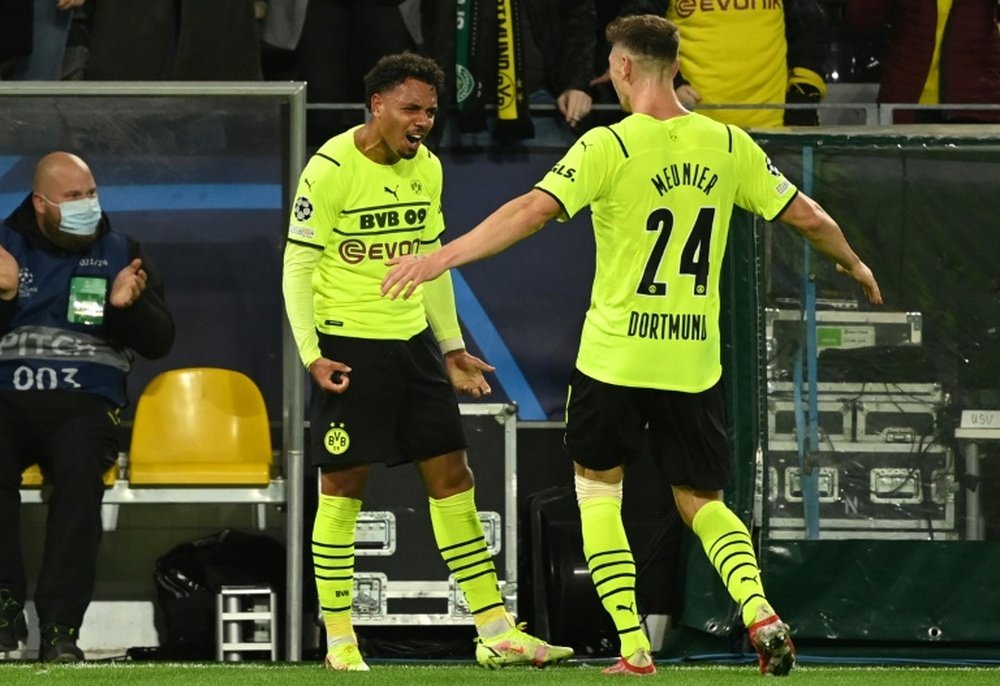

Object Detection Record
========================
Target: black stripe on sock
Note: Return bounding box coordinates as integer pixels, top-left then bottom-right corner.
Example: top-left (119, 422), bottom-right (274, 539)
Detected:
top-left (707, 531), bottom-right (745, 559)
top-left (724, 561), bottom-right (759, 589)
top-left (470, 601), bottom-right (505, 615)
top-left (717, 550), bottom-right (755, 576)
top-left (710, 538), bottom-right (747, 564)
top-left (590, 559), bottom-right (635, 576)
top-left (450, 558), bottom-right (494, 575)
top-left (321, 604), bottom-right (352, 613)
top-left (442, 545), bottom-right (491, 565)
top-left (593, 572), bottom-right (637, 590)
top-left (586, 548), bottom-right (632, 565)
top-left (439, 536), bottom-right (485, 553)
top-left (312, 552), bottom-right (354, 560)
top-left (598, 586), bottom-right (636, 602)
top-left (456, 568), bottom-right (499, 584)
top-left (312, 540), bottom-right (353, 549)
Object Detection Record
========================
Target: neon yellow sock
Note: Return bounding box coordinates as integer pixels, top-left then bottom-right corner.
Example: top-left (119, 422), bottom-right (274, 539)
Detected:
top-left (429, 488), bottom-right (504, 631)
top-left (313, 494), bottom-right (361, 645)
top-left (691, 500), bottom-right (770, 627)
top-left (580, 496), bottom-right (650, 659)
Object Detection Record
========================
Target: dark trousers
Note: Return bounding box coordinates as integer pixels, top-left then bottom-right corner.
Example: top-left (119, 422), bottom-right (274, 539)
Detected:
top-left (86, 0), bottom-right (262, 80)
top-left (0, 391), bottom-right (118, 629)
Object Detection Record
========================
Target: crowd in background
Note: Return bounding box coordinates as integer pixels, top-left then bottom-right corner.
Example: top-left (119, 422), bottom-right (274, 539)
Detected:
top-left (1, 0), bottom-right (998, 139)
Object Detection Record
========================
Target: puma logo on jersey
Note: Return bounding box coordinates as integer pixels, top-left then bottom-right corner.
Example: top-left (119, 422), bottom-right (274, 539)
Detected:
top-left (615, 602), bottom-right (635, 614)
top-left (384, 185), bottom-right (399, 200)
top-left (304, 178), bottom-right (314, 191)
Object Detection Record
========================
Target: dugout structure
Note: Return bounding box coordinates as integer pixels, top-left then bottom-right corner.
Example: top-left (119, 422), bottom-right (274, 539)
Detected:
top-left (0, 83), bottom-right (309, 659)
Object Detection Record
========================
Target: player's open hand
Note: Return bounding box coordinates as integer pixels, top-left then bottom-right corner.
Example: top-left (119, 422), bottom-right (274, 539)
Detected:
top-left (382, 252), bottom-right (446, 300)
top-left (0, 244), bottom-right (20, 301)
top-left (444, 350), bottom-right (495, 398)
top-left (309, 357), bottom-right (352, 394)
top-left (110, 258), bottom-right (147, 308)
top-left (837, 261), bottom-right (883, 305)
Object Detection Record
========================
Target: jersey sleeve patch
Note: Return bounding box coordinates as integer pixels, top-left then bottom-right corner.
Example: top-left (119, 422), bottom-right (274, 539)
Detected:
top-left (293, 196), bottom-right (314, 221)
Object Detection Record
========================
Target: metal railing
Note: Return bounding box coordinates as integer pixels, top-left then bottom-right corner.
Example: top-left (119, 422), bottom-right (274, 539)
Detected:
top-left (304, 100), bottom-right (1000, 133)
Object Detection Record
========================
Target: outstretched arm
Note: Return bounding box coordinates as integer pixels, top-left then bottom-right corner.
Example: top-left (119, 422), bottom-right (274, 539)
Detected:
top-left (382, 189), bottom-right (562, 300)
top-left (779, 193), bottom-right (883, 305)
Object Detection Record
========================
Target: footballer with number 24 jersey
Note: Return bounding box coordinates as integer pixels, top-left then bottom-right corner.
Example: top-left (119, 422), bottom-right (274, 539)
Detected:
top-left (536, 112), bottom-right (797, 392)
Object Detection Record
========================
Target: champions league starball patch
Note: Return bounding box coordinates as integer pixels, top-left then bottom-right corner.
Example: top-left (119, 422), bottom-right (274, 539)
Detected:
top-left (293, 196), bottom-right (314, 222)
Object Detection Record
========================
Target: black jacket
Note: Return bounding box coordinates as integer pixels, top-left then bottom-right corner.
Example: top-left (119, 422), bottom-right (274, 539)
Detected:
top-left (523, 0), bottom-right (598, 96)
top-left (0, 193), bottom-right (174, 362)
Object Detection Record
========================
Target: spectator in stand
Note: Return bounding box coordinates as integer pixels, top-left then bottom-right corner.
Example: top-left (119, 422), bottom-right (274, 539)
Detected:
top-left (85, 0), bottom-right (262, 80)
top-left (521, 0), bottom-right (598, 140)
top-left (612, 0), bottom-right (830, 128)
top-left (1, 0), bottom-right (85, 81)
top-left (847, 0), bottom-right (1000, 123)
top-left (422, 0), bottom-right (597, 146)
top-left (0, 1), bottom-right (32, 80)
top-left (263, 0), bottom-right (419, 145)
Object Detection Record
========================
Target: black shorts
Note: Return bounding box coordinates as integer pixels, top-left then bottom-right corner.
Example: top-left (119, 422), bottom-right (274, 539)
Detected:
top-left (564, 368), bottom-right (732, 490)
top-left (310, 328), bottom-right (466, 471)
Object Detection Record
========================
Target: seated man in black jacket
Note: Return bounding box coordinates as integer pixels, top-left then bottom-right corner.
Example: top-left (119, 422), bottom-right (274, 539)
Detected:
top-left (0, 151), bottom-right (175, 662)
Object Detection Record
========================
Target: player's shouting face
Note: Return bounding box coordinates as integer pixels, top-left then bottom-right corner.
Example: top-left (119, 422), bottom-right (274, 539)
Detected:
top-left (370, 78), bottom-right (438, 162)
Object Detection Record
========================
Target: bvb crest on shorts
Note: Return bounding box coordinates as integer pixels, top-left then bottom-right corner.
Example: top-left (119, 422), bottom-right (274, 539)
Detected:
top-left (324, 422), bottom-right (350, 455)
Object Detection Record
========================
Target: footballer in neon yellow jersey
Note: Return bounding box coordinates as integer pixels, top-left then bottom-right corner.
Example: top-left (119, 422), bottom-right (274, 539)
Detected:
top-left (535, 112), bottom-right (796, 393)
top-left (287, 125), bottom-right (447, 343)
top-left (382, 17), bottom-right (881, 678)
top-left (281, 52), bottom-right (572, 673)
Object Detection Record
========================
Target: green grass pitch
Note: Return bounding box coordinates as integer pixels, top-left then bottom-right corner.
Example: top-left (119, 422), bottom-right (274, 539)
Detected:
top-left (1, 662), bottom-right (1000, 685)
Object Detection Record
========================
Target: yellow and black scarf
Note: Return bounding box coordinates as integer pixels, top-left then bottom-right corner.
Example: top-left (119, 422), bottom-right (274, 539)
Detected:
top-left (455, 0), bottom-right (533, 141)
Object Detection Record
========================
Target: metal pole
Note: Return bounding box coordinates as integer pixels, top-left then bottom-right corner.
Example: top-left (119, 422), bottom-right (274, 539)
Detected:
top-left (284, 83), bottom-right (308, 662)
top-left (964, 442), bottom-right (981, 541)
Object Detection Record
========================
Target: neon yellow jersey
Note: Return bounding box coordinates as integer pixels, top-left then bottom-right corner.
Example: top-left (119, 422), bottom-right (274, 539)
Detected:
top-left (535, 113), bottom-right (797, 392)
top-left (286, 127), bottom-right (445, 339)
top-left (667, 2), bottom-right (787, 128)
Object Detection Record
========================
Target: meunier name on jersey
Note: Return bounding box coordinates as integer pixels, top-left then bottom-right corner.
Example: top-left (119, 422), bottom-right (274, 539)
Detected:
top-left (651, 162), bottom-right (719, 196)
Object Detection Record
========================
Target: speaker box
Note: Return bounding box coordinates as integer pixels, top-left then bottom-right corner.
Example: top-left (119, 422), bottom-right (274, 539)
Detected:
top-left (527, 481), bottom-right (684, 657)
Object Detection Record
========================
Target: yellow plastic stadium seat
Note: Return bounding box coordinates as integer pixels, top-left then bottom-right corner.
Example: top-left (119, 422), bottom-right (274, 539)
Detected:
top-left (21, 463), bottom-right (116, 487)
top-left (128, 368), bottom-right (273, 486)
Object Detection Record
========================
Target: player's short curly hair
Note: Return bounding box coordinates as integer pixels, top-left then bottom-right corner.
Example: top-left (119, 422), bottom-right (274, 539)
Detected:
top-left (605, 14), bottom-right (680, 63)
top-left (363, 52), bottom-right (446, 112)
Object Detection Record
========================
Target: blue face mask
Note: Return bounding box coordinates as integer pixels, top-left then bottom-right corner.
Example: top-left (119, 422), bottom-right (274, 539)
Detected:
top-left (42, 195), bottom-right (102, 236)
